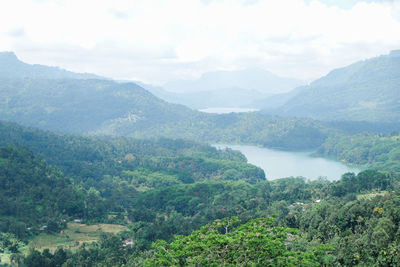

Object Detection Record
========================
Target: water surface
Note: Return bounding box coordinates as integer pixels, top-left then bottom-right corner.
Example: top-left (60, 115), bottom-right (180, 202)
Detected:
top-left (215, 144), bottom-right (361, 181)
top-left (199, 107), bottom-right (259, 114)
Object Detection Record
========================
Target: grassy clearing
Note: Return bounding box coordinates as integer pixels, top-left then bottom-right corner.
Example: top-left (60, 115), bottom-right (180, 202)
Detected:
top-left (28, 222), bottom-right (127, 253)
top-left (0, 222), bottom-right (127, 264)
top-left (357, 191), bottom-right (387, 200)
top-left (0, 252), bottom-right (11, 265)
top-left (0, 243), bottom-right (29, 265)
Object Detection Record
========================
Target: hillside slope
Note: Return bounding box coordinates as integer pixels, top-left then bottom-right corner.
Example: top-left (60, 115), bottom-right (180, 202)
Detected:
top-left (0, 52), bottom-right (103, 80)
top-left (265, 50), bottom-right (400, 122)
top-left (0, 78), bottom-right (197, 133)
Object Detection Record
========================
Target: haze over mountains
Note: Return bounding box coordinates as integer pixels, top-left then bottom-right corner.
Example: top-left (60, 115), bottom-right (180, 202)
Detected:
top-left (0, 52), bottom-right (103, 80)
top-left (0, 51), bottom-right (329, 150)
top-left (0, 49), bottom-right (399, 138)
top-left (139, 68), bottom-right (305, 109)
top-left (0, 52), bottom-right (200, 134)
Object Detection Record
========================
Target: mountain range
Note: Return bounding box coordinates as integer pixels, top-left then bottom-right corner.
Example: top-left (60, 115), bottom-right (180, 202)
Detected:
top-left (0, 52), bottom-right (202, 134)
top-left (0, 50), bottom-right (399, 141)
top-left (139, 68), bottom-right (305, 109)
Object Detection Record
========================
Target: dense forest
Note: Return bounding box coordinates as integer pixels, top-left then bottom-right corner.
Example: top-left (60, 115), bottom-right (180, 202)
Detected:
top-left (315, 133), bottom-right (400, 173)
top-left (0, 119), bottom-right (399, 266)
top-left (264, 50), bottom-right (400, 123)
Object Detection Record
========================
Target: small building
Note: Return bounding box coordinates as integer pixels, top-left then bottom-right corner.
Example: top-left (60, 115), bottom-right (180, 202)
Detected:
top-left (123, 239), bottom-right (134, 248)
top-left (74, 219), bottom-right (82, 223)
top-left (40, 225), bottom-right (48, 231)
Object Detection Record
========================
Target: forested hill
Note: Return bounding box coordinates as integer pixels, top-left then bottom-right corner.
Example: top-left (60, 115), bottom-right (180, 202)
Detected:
top-left (262, 50), bottom-right (400, 123)
top-left (0, 78), bottom-right (198, 133)
top-left (0, 52), bottom-right (103, 80)
top-left (0, 120), bottom-right (265, 188)
top-left (0, 146), bottom-right (84, 240)
top-left (0, 120), bottom-right (265, 244)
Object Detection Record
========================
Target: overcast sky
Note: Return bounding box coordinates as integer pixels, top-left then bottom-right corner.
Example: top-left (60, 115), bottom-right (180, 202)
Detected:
top-left (1, 0), bottom-right (399, 84)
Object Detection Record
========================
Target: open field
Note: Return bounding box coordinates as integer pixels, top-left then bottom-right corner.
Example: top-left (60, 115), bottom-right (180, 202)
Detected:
top-left (28, 222), bottom-right (127, 253)
top-left (0, 222), bottom-right (127, 265)
top-left (357, 191), bottom-right (388, 200)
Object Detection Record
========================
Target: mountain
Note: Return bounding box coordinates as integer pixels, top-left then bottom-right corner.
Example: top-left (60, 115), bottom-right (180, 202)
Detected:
top-left (250, 86), bottom-right (306, 110)
top-left (0, 78), bottom-right (197, 133)
top-left (139, 68), bottom-right (305, 109)
top-left (0, 52), bottom-right (199, 134)
top-left (139, 82), bottom-right (264, 109)
top-left (164, 68), bottom-right (304, 94)
top-left (0, 51), bottom-right (104, 79)
top-left (264, 50), bottom-right (400, 122)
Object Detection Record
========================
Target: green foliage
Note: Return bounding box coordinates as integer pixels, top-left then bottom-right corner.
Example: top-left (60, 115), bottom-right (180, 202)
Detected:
top-left (108, 112), bottom-right (329, 151)
top-left (330, 170), bottom-right (392, 197)
top-left (271, 51), bottom-right (400, 123)
top-left (145, 217), bottom-right (324, 266)
top-left (316, 133), bottom-right (400, 173)
top-left (291, 192), bottom-right (400, 266)
top-left (1, 158), bottom-right (397, 266)
top-left (128, 181), bottom-right (272, 250)
top-left (0, 120), bottom-right (264, 216)
top-left (0, 146), bottom-right (84, 239)
top-left (0, 77), bottom-right (197, 133)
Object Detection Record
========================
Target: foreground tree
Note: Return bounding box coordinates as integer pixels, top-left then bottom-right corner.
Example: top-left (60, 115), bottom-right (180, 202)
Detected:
top-left (145, 217), bottom-right (329, 266)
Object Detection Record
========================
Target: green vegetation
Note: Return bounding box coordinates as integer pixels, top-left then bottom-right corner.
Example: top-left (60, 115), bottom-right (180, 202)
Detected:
top-left (0, 78), bottom-right (195, 133)
top-left (0, 120), bottom-right (399, 266)
top-left (29, 222), bottom-right (127, 253)
top-left (145, 217), bottom-right (326, 266)
top-left (0, 121), bottom-right (263, 213)
top-left (0, 53), bottom-right (332, 151)
top-left (100, 112), bottom-right (329, 150)
top-left (268, 50), bottom-right (400, 123)
top-left (0, 52), bottom-right (400, 266)
top-left (316, 133), bottom-right (400, 173)
top-left (1, 169), bottom-right (396, 266)
top-left (0, 146), bottom-right (84, 239)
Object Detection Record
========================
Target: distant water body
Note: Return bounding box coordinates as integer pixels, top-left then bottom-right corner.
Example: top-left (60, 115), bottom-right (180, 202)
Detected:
top-left (199, 107), bottom-right (259, 114)
top-left (214, 144), bottom-right (361, 181)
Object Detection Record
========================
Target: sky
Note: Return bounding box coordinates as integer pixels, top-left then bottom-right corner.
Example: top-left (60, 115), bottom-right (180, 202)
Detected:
top-left (0, 0), bottom-right (399, 85)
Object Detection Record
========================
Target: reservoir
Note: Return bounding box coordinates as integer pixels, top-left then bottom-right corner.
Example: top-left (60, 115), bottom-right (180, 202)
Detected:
top-left (215, 144), bottom-right (361, 181)
top-left (199, 107), bottom-right (259, 114)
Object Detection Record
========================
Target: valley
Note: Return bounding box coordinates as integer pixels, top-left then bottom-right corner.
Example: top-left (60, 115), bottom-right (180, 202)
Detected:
top-left (0, 49), bottom-right (399, 266)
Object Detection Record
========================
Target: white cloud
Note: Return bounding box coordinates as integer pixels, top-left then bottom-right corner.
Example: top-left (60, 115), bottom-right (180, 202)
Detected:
top-left (0, 0), bottom-right (399, 84)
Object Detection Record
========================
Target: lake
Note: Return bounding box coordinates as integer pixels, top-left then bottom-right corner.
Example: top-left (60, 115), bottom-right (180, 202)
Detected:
top-left (199, 107), bottom-right (259, 114)
top-left (214, 144), bottom-right (361, 181)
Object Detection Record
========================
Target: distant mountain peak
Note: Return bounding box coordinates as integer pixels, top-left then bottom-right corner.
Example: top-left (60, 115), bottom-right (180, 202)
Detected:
top-left (0, 51), bottom-right (19, 61)
top-left (0, 51), bottom-right (104, 80)
top-left (164, 68), bottom-right (305, 95)
top-left (389, 50), bottom-right (400, 57)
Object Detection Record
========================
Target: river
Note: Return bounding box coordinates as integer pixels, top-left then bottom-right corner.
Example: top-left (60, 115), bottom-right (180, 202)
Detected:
top-left (214, 144), bottom-right (361, 181)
